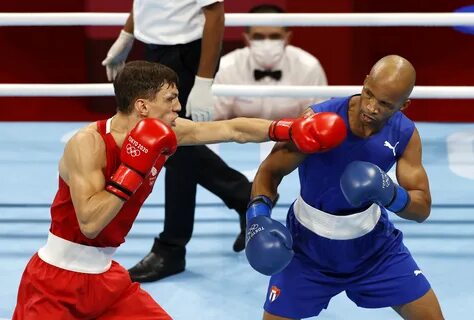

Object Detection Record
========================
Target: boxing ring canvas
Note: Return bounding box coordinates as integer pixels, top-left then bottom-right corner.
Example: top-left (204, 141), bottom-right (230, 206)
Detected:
top-left (0, 122), bottom-right (473, 319)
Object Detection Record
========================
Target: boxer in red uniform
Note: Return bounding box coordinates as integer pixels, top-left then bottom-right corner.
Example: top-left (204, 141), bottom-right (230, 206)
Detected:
top-left (13, 61), bottom-right (346, 319)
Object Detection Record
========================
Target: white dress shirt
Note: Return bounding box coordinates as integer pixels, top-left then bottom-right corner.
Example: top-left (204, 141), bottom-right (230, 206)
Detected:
top-left (213, 45), bottom-right (328, 120)
top-left (133, 0), bottom-right (223, 45)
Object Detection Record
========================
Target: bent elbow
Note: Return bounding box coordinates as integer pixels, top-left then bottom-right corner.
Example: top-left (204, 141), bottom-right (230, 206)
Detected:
top-left (415, 216), bottom-right (427, 223)
top-left (78, 222), bottom-right (101, 239)
top-left (415, 208), bottom-right (431, 223)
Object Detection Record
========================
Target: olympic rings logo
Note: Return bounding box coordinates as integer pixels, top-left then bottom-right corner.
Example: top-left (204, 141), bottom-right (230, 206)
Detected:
top-left (246, 223), bottom-right (265, 243)
top-left (248, 224), bottom-right (260, 233)
top-left (126, 143), bottom-right (141, 157)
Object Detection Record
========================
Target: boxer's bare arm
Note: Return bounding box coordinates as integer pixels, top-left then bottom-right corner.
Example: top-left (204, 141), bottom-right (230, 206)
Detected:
top-left (60, 128), bottom-right (124, 239)
top-left (252, 141), bottom-right (306, 199)
top-left (173, 117), bottom-right (272, 145)
top-left (395, 128), bottom-right (431, 222)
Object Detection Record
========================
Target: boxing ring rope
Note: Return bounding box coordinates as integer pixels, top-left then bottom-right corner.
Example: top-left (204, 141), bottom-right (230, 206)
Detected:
top-left (1, 12), bottom-right (473, 99)
top-left (0, 12), bottom-right (474, 26)
top-left (0, 84), bottom-right (473, 99)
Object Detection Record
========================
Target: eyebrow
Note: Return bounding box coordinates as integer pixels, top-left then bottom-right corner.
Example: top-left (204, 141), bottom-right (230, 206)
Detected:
top-left (164, 92), bottom-right (178, 98)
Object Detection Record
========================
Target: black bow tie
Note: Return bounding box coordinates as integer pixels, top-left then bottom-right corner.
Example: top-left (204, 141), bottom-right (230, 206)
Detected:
top-left (254, 69), bottom-right (282, 81)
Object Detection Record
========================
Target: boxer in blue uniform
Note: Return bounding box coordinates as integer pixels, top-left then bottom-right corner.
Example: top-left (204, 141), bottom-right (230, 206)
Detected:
top-left (245, 55), bottom-right (444, 319)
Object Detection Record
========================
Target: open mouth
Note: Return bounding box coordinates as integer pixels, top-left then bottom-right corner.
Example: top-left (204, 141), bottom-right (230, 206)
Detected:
top-left (361, 112), bottom-right (376, 122)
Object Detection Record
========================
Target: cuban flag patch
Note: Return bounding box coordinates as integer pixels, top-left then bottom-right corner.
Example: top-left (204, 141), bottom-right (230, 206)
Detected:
top-left (268, 285), bottom-right (281, 302)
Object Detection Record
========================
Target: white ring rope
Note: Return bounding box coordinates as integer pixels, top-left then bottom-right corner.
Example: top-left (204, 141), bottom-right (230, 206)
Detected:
top-left (0, 84), bottom-right (472, 99)
top-left (1, 12), bottom-right (472, 100)
top-left (0, 84), bottom-right (112, 97)
top-left (213, 85), bottom-right (474, 99)
top-left (0, 13), bottom-right (473, 27)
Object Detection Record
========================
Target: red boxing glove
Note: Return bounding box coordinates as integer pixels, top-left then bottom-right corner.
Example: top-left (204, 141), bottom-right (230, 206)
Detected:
top-left (292, 112), bottom-right (346, 153)
top-left (269, 112), bottom-right (346, 153)
top-left (106, 118), bottom-right (177, 200)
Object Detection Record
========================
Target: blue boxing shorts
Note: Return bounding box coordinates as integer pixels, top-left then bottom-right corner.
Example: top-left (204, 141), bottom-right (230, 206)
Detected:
top-left (263, 197), bottom-right (431, 319)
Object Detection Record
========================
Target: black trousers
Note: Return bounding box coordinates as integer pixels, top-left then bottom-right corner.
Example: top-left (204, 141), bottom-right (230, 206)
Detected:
top-left (144, 39), bottom-right (251, 251)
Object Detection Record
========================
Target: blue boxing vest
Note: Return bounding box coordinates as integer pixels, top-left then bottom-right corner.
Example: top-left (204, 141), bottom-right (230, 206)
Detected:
top-left (299, 95), bottom-right (415, 215)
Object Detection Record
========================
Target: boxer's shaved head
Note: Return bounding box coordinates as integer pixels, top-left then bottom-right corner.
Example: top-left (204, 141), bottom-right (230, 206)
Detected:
top-left (369, 55), bottom-right (416, 102)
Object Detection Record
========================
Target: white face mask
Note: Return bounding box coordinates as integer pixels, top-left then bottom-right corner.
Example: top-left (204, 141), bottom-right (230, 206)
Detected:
top-left (249, 39), bottom-right (285, 70)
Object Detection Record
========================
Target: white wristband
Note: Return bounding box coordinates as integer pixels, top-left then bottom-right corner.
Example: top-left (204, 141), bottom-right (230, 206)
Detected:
top-left (119, 29), bottom-right (134, 42)
top-left (194, 76), bottom-right (214, 87)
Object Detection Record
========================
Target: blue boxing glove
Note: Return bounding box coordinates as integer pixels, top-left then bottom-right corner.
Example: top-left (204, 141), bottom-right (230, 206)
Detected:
top-left (340, 161), bottom-right (410, 213)
top-left (245, 195), bottom-right (294, 276)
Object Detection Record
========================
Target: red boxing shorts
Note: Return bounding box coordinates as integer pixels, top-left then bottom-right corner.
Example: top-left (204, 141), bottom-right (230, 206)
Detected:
top-left (13, 233), bottom-right (171, 319)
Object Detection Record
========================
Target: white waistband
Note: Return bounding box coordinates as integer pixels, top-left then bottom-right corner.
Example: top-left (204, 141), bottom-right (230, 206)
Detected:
top-left (293, 196), bottom-right (381, 240)
top-left (38, 232), bottom-right (117, 274)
